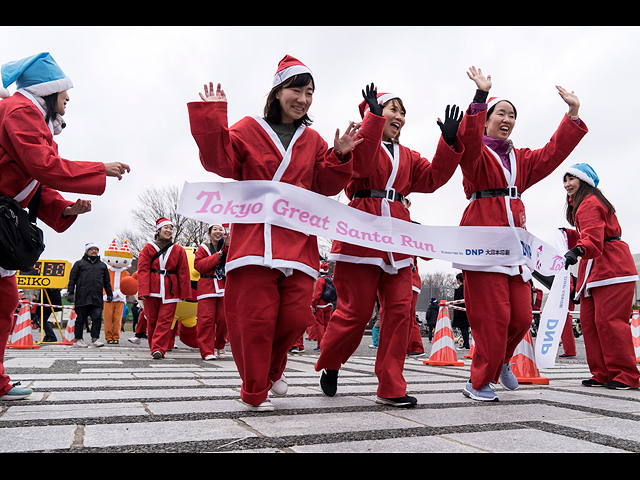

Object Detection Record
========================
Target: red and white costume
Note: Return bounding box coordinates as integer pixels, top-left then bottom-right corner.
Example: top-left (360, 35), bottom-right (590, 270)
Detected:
top-left (194, 242), bottom-right (227, 359)
top-left (187, 59), bottom-right (378, 406)
top-left (566, 194), bottom-right (639, 387)
top-left (310, 263), bottom-right (333, 349)
top-left (406, 258), bottom-right (424, 355)
top-left (316, 99), bottom-right (463, 399)
top-left (456, 101), bottom-right (588, 390)
top-left (137, 238), bottom-right (191, 357)
top-left (0, 92), bottom-right (107, 397)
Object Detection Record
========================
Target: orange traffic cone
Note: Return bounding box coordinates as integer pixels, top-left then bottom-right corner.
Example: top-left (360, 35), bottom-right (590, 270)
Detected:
top-left (630, 310), bottom-right (640, 363)
top-left (423, 301), bottom-right (464, 366)
top-left (464, 333), bottom-right (475, 359)
top-left (507, 330), bottom-right (548, 385)
top-left (8, 302), bottom-right (40, 349)
top-left (60, 308), bottom-right (77, 346)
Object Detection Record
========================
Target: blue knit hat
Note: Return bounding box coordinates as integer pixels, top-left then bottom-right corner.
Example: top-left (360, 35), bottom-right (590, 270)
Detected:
top-left (564, 163), bottom-right (599, 188)
top-left (0, 52), bottom-right (73, 99)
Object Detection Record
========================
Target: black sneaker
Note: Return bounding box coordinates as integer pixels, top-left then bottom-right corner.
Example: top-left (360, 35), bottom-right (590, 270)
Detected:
top-left (604, 380), bottom-right (638, 390)
top-left (375, 395), bottom-right (418, 408)
top-left (320, 369), bottom-right (339, 397)
top-left (582, 378), bottom-right (604, 387)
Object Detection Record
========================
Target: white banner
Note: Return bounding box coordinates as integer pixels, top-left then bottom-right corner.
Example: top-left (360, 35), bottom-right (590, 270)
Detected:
top-left (534, 229), bottom-right (572, 369)
top-left (178, 180), bottom-right (567, 278)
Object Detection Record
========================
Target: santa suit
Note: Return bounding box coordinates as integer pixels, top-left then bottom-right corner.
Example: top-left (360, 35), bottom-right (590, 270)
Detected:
top-left (456, 103), bottom-right (588, 390)
top-left (566, 194), bottom-right (640, 387)
top-left (310, 275), bottom-right (333, 349)
top-left (0, 92), bottom-right (106, 397)
top-left (137, 242), bottom-right (191, 357)
top-left (406, 259), bottom-right (424, 355)
top-left (194, 243), bottom-right (227, 359)
top-left (187, 100), bottom-right (374, 406)
top-left (316, 111), bottom-right (463, 399)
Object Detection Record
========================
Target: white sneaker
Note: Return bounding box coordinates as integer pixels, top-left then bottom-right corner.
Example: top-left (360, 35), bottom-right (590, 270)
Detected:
top-left (90, 339), bottom-right (105, 347)
top-left (244, 399), bottom-right (275, 412)
top-left (152, 350), bottom-right (164, 359)
top-left (203, 354), bottom-right (217, 361)
top-left (128, 337), bottom-right (141, 345)
top-left (217, 349), bottom-right (226, 358)
top-left (270, 374), bottom-right (288, 397)
top-left (73, 339), bottom-right (89, 348)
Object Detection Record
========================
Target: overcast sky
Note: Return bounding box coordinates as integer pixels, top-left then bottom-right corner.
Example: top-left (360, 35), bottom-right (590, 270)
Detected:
top-left (2, 26), bottom-right (638, 280)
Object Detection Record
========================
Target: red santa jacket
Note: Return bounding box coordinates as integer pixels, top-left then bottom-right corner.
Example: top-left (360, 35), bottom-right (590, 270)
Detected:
top-left (455, 107), bottom-right (588, 276)
top-left (330, 112), bottom-right (462, 273)
top-left (311, 276), bottom-right (332, 309)
top-left (0, 92), bottom-right (106, 232)
top-left (566, 194), bottom-right (638, 297)
top-left (137, 242), bottom-right (191, 304)
top-left (187, 101), bottom-right (379, 279)
top-left (194, 243), bottom-right (225, 299)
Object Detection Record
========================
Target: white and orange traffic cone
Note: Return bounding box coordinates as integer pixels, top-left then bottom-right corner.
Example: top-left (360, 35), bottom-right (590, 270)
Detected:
top-left (8, 302), bottom-right (40, 349)
top-left (423, 301), bottom-right (464, 366)
top-left (464, 333), bottom-right (475, 359)
top-left (630, 310), bottom-right (640, 363)
top-left (60, 308), bottom-right (77, 345)
top-left (508, 330), bottom-right (548, 385)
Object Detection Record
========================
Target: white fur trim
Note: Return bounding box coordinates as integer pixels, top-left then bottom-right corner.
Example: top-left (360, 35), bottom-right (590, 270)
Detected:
top-left (565, 167), bottom-right (595, 187)
top-left (23, 77), bottom-right (73, 97)
top-left (272, 65), bottom-right (312, 88)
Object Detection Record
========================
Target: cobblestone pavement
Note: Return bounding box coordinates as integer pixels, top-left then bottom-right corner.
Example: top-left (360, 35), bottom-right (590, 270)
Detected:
top-left (2, 331), bottom-right (640, 453)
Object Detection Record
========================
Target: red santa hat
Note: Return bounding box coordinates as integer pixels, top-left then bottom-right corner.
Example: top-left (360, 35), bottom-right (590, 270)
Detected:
top-left (487, 96), bottom-right (517, 118)
top-left (319, 262), bottom-right (329, 274)
top-left (272, 55), bottom-right (313, 89)
top-left (156, 217), bottom-right (172, 230)
top-left (358, 91), bottom-right (400, 119)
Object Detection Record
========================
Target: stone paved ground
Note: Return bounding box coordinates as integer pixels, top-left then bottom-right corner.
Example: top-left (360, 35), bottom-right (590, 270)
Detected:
top-left (2, 331), bottom-right (640, 453)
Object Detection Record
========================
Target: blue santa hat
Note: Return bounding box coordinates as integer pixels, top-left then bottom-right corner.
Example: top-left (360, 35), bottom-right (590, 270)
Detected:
top-left (0, 52), bottom-right (73, 99)
top-left (564, 163), bottom-right (599, 188)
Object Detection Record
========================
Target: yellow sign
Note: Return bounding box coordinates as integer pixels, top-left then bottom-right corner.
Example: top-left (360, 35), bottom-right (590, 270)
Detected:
top-left (16, 260), bottom-right (72, 289)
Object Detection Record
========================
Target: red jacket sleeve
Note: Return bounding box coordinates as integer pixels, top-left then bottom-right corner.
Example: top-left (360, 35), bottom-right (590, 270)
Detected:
top-left (194, 245), bottom-right (221, 274)
top-left (310, 277), bottom-right (327, 308)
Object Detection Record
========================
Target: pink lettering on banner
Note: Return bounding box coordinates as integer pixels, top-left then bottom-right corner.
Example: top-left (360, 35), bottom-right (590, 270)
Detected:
top-left (195, 191), bottom-right (221, 213)
top-left (335, 221), bottom-right (393, 245)
top-left (273, 199), bottom-right (330, 230)
top-left (400, 234), bottom-right (435, 253)
top-left (195, 191), bottom-right (263, 218)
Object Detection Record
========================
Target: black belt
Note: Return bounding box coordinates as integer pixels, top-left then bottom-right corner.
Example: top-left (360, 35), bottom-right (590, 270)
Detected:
top-left (604, 236), bottom-right (621, 242)
top-left (152, 268), bottom-right (178, 296)
top-left (352, 189), bottom-right (405, 203)
top-left (470, 187), bottom-right (520, 201)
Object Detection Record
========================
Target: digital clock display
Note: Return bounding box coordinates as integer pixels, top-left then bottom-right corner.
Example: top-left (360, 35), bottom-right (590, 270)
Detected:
top-left (17, 260), bottom-right (71, 289)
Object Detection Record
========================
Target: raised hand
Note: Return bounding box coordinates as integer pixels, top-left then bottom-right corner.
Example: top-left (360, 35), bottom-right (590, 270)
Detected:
top-left (361, 83), bottom-right (383, 116)
top-left (437, 104), bottom-right (463, 147)
top-left (466, 66), bottom-right (492, 92)
top-left (199, 82), bottom-right (227, 102)
top-left (334, 121), bottom-right (364, 158)
top-left (556, 85), bottom-right (580, 118)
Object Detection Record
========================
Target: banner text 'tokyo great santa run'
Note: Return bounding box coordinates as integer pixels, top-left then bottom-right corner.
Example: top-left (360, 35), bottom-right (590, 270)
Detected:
top-left (178, 180), bottom-right (572, 368)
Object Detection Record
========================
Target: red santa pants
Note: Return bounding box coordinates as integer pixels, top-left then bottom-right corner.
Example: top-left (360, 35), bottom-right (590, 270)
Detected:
top-left (313, 305), bottom-right (332, 348)
top-left (561, 313), bottom-right (577, 356)
top-left (580, 282), bottom-right (640, 387)
top-left (463, 270), bottom-right (532, 390)
top-left (0, 275), bottom-right (19, 396)
top-left (143, 297), bottom-right (178, 357)
top-left (197, 296), bottom-right (226, 358)
top-left (224, 265), bottom-right (315, 406)
top-left (407, 290), bottom-right (424, 354)
top-left (315, 262), bottom-right (412, 399)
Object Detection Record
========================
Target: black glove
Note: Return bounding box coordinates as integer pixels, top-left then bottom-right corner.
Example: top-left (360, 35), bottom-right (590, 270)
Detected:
top-left (564, 245), bottom-right (585, 269)
top-left (361, 83), bottom-right (383, 117)
top-left (437, 104), bottom-right (463, 146)
top-left (106, 295), bottom-right (113, 303)
top-left (66, 293), bottom-right (75, 304)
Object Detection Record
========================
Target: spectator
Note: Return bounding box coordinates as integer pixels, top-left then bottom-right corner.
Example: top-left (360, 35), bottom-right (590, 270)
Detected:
top-left (67, 243), bottom-right (112, 347)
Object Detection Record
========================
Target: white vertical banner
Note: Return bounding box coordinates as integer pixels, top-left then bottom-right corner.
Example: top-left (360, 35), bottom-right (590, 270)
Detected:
top-left (534, 229), bottom-right (571, 369)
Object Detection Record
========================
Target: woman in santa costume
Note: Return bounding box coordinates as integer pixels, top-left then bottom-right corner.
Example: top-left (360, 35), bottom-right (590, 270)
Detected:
top-left (188, 55), bottom-right (372, 411)
top-left (562, 163), bottom-right (639, 389)
top-left (315, 84), bottom-right (465, 408)
top-left (0, 52), bottom-right (129, 401)
top-left (455, 66), bottom-right (588, 401)
top-left (137, 217), bottom-right (192, 359)
top-left (194, 224), bottom-right (228, 360)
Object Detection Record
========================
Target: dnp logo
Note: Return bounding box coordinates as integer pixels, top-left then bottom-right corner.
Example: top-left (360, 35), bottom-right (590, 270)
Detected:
top-left (520, 241), bottom-right (532, 259)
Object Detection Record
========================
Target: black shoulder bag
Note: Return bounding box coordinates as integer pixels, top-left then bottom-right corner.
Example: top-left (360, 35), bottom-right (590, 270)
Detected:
top-left (0, 184), bottom-right (45, 271)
